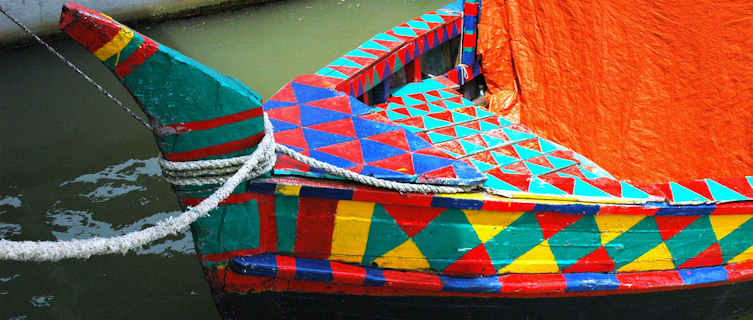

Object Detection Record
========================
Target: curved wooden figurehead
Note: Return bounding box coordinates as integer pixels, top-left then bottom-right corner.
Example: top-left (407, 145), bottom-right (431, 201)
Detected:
top-left (59, 2), bottom-right (265, 162)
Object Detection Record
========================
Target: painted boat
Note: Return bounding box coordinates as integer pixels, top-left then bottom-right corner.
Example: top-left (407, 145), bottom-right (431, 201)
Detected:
top-left (58, 1), bottom-right (753, 318)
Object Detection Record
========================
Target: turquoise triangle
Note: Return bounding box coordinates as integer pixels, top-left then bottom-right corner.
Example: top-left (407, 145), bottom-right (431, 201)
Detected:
top-left (479, 120), bottom-right (502, 131)
top-left (444, 100), bottom-right (466, 109)
top-left (428, 104), bottom-right (447, 113)
top-left (450, 111), bottom-right (475, 123)
top-left (423, 116), bottom-right (453, 130)
top-left (402, 96), bottom-right (425, 107)
top-left (385, 110), bottom-right (409, 121)
top-left (427, 131), bottom-right (455, 143)
top-left (669, 182), bottom-right (709, 202)
top-left (523, 161), bottom-right (552, 176)
top-left (406, 107), bottom-right (429, 117)
top-left (315, 67), bottom-right (348, 79)
top-left (545, 155), bottom-right (577, 170)
top-left (424, 94), bottom-right (442, 103)
top-left (620, 182), bottom-right (651, 199)
top-left (386, 102), bottom-right (404, 110)
top-left (470, 159), bottom-right (496, 172)
top-left (475, 108), bottom-right (495, 118)
top-left (330, 57), bottom-right (363, 68)
top-left (579, 167), bottom-right (601, 179)
top-left (504, 128), bottom-right (536, 142)
top-left (346, 49), bottom-right (378, 59)
top-left (421, 14), bottom-right (445, 24)
top-left (490, 151), bottom-right (518, 166)
top-left (407, 20), bottom-right (430, 30)
top-left (528, 177), bottom-right (568, 195)
top-left (455, 125), bottom-right (479, 138)
top-left (481, 134), bottom-right (507, 148)
top-left (484, 174), bottom-right (522, 192)
top-left (438, 90), bottom-right (458, 99)
top-left (512, 144), bottom-right (543, 160)
top-left (459, 139), bottom-right (486, 155)
top-left (360, 40), bottom-right (389, 51)
top-left (539, 138), bottom-right (559, 153)
top-left (372, 33), bottom-right (400, 42)
top-left (572, 178), bottom-right (613, 197)
top-left (706, 179), bottom-right (748, 201)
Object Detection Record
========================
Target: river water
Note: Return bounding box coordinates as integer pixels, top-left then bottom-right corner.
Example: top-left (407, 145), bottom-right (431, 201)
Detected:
top-left (0, 0), bottom-right (448, 318)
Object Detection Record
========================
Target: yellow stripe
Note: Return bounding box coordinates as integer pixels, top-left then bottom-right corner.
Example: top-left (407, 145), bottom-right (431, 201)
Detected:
top-left (276, 184), bottom-right (301, 197)
top-left (93, 26), bottom-right (134, 61)
top-left (329, 200), bottom-right (374, 263)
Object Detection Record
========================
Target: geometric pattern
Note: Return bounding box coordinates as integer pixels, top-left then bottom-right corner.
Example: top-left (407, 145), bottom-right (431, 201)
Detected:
top-left (264, 79), bottom-right (486, 186)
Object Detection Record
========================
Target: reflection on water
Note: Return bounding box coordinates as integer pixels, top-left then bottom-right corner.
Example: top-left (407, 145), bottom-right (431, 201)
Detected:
top-left (0, 0), bottom-right (449, 318)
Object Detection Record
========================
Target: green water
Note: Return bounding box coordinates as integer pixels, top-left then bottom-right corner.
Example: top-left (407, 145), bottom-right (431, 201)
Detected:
top-left (0, 0), bottom-right (447, 318)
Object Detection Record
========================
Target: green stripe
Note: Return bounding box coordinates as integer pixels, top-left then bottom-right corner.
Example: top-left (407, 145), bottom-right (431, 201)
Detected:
top-left (190, 201), bottom-right (260, 256)
top-left (159, 114), bottom-right (264, 154)
top-left (103, 32), bottom-right (143, 69)
top-left (274, 196), bottom-right (300, 252)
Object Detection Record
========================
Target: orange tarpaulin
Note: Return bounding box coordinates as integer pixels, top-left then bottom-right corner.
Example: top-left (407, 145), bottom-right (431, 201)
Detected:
top-left (478, 0), bottom-right (753, 183)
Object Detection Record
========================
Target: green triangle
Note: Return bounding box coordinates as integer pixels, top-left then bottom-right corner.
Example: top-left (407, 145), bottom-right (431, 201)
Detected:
top-left (484, 174), bottom-right (522, 192)
top-left (423, 116), bottom-right (453, 130)
top-left (528, 177), bottom-right (568, 195)
top-left (455, 125), bottom-right (480, 138)
top-left (545, 155), bottom-right (577, 170)
top-left (393, 55), bottom-right (403, 70)
top-left (362, 204), bottom-right (410, 266)
top-left (504, 128), bottom-right (536, 142)
top-left (450, 111), bottom-right (475, 123)
top-left (459, 139), bottom-right (486, 155)
top-left (481, 134), bottom-right (507, 148)
top-left (470, 159), bottom-right (496, 172)
top-left (572, 178), bottom-right (613, 197)
top-left (427, 131), bottom-right (455, 143)
top-left (669, 182), bottom-right (709, 202)
top-left (491, 151), bottom-right (519, 167)
top-left (706, 179), bottom-right (749, 201)
top-left (539, 138), bottom-right (559, 153)
top-left (512, 144), bottom-right (543, 160)
top-left (523, 161), bottom-right (552, 176)
top-left (620, 182), bottom-right (651, 199)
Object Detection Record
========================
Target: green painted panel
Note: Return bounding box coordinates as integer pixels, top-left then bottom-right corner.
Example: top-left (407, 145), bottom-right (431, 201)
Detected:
top-left (362, 204), bottom-right (409, 266)
top-left (604, 216), bottom-right (663, 270)
top-left (480, 212), bottom-right (543, 271)
top-left (665, 216), bottom-right (717, 266)
top-left (274, 196), bottom-right (300, 253)
top-left (548, 215), bottom-right (602, 270)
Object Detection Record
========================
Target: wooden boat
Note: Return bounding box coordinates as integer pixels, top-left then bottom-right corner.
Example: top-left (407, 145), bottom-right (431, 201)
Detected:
top-left (58, 1), bottom-right (753, 318)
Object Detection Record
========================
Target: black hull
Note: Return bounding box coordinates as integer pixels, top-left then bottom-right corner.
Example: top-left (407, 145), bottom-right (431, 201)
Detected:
top-left (211, 281), bottom-right (753, 320)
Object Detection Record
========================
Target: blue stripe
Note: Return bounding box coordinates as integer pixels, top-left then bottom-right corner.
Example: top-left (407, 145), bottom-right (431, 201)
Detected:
top-left (299, 186), bottom-right (354, 200)
top-left (229, 254), bottom-right (277, 278)
top-left (533, 203), bottom-right (600, 215)
top-left (678, 266), bottom-right (727, 286)
top-left (440, 275), bottom-right (501, 293)
top-left (431, 196), bottom-right (483, 210)
top-left (294, 258), bottom-right (333, 282)
top-left (653, 203), bottom-right (716, 216)
top-left (564, 273), bottom-right (619, 292)
top-left (363, 267), bottom-right (386, 286)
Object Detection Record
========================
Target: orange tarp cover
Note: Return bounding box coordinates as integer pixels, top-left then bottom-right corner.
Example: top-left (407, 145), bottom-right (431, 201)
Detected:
top-left (478, 0), bottom-right (753, 183)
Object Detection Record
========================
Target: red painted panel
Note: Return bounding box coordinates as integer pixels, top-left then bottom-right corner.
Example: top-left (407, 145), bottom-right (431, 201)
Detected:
top-left (294, 198), bottom-right (338, 259)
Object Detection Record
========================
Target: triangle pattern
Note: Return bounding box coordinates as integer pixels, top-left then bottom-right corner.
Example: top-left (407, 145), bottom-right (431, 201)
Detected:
top-left (383, 205), bottom-right (445, 237)
top-left (562, 246), bottom-right (615, 273)
top-left (464, 209), bottom-right (524, 243)
top-left (678, 243), bottom-right (723, 269)
top-left (372, 239), bottom-right (430, 270)
top-left (442, 244), bottom-right (496, 276)
top-left (654, 216), bottom-right (701, 241)
top-left (498, 240), bottom-right (560, 273)
top-left (362, 205), bottom-right (410, 266)
top-left (535, 212), bottom-right (583, 240)
top-left (617, 243), bottom-right (675, 272)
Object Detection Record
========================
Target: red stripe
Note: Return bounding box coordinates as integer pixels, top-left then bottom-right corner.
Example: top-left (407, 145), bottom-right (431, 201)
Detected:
top-left (293, 197), bottom-right (337, 259)
top-left (115, 36), bottom-right (159, 77)
top-left (481, 201), bottom-right (536, 212)
top-left (164, 131), bottom-right (265, 161)
top-left (158, 108), bottom-right (263, 135)
top-left (200, 248), bottom-right (264, 263)
top-left (353, 189), bottom-right (433, 207)
top-left (60, 4), bottom-right (121, 53)
top-left (463, 1), bottom-right (479, 16)
top-left (276, 255), bottom-right (297, 279)
top-left (712, 202), bottom-right (753, 215)
top-left (462, 32), bottom-right (477, 48)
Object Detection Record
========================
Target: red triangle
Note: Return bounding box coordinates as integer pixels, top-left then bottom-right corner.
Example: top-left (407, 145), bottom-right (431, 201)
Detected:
top-left (394, 116), bottom-right (425, 129)
top-left (305, 96), bottom-right (353, 114)
top-left (493, 145), bottom-right (520, 159)
top-left (384, 29), bottom-right (416, 42)
top-left (454, 106), bottom-right (478, 117)
top-left (411, 103), bottom-right (431, 112)
top-left (713, 177), bottom-right (753, 198)
top-left (375, 60), bottom-right (387, 79)
top-left (415, 131), bottom-right (431, 143)
top-left (388, 96), bottom-right (405, 107)
top-left (435, 140), bottom-right (465, 156)
top-left (329, 65), bottom-right (360, 77)
top-left (547, 150), bottom-right (579, 163)
top-left (342, 55), bottom-right (375, 67)
top-left (482, 116), bottom-right (502, 127)
top-left (518, 139), bottom-right (542, 152)
top-left (407, 93), bottom-right (427, 103)
top-left (526, 155), bottom-right (554, 169)
top-left (469, 151), bottom-right (497, 165)
top-left (678, 243), bottom-right (724, 269)
top-left (433, 126), bottom-right (457, 137)
top-left (428, 100), bottom-right (448, 109)
top-left (425, 31), bottom-right (435, 48)
top-left (424, 20), bottom-right (442, 29)
top-left (266, 105), bottom-right (301, 126)
top-left (426, 110), bottom-right (454, 122)
top-left (503, 162), bottom-right (531, 175)
top-left (391, 107), bottom-right (411, 117)
top-left (315, 139), bottom-right (364, 164)
top-left (676, 180), bottom-right (714, 201)
top-left (269, 83), bottom-right (297, 103)
top-left (562, 246), bottom-right (615, 273)
top-left (383, 204), bottom-right (444, 237)
top-left (373, 39), bottom-right (401, 50)
top-left (446, 95), bottom-right (464, 105)
top-left (414, 146), bottom-right (456, 159)
top-left (367, 153), bottom-right (415, 175)
top-left (459, 120), bottom-right (482, 132)
top-left (462, 134), bottom-right (489, 148)
top-left (274, 154), bottom-right (310, 172)
top-left (420, 165), bottom-right (457, 180)
top-left (398, 47), bottom-right (408, 66)
top-left (558, 166), bottom-right (588, 180)
top-left (442, 244), bottom-right (497, 276)
top-left (485, 169), bottom-right (531, 192)
top-left (536, 212), bottom-right (583, 239)
top-left (307, 117), bottom-right (357, 138)
top-left (654, 216), bottom-right (700, 241)
top-left (365, 130), bottom-right (410, 151)
top-left (586, 177), bottom-right (623, 197)
top-left (274, 128), bottom-right (308, 151)
top-left (425, 90), bottom-right (442, 99)
top-left (538, 174), bottom-right (575, 194)
top-left (405, 41), bottom-right (416, 60)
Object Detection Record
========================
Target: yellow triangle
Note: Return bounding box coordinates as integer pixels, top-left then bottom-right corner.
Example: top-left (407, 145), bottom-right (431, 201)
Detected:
top-left (729, 244), bottom-right (753, 264)
top-left (372, 239), bottom-right (430, 271)
top-left (463, 210), bottom-right (524, 243)
top-left (594, 215), bottom-right (646, 245)
top-left (618, 242), bottom-right (675, 272)
top-left (710, 215), bottom-right (753, 241)
top-left (499, 240), bottom-right (560, 273)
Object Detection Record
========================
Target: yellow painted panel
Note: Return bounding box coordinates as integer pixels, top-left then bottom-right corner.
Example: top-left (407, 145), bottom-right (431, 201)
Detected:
top-left (94, 26), bottom-right (134, 61)
top-left (276, 184), bottom-right (302, 197)
top-left (373, 239), bottom-right (430, 270)
top-left (463, 210), bottom-right (524, 243)
top-left (710, 215), bottom-right (753, 241)
top-left (729, 244), bottom-right (753, 264)
top-left (594, 215), bottom-right (646, 245)
top-left (499, 240), bottom-right (559, 273)
top-left (618, 242), bottom-right (675, 272)
top-left (329, 200), bottom-right (374, 263)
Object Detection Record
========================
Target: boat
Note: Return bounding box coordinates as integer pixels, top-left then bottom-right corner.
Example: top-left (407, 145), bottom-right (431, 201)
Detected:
top-left (57, 1), bottom-right (753, 318)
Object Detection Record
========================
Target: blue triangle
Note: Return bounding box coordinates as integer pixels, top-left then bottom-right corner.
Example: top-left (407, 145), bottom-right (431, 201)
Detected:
top-left (291, 82), bottom-right (338, 104)
top-left (512, 144), bottom-right (543, 160)
top-left (620, 182), bottom-right (651, 199)
top-left (528, 177), bottom-right (568, 195)
top-left (269, 118), bottom-right (299, 132)
top-left (309, 150), bottom-right (357, 169)
top-left (299, 105), bottom-right (351, 127)
top-left (412, 153), bottom-right (458, 175)
top-left (669, 182), bottom-right (710, 202)
top-left (572, 178), bottom-right (613, 198)
top-left (302, 128), bottom-right (355, 149)
top-left (706, 179), bottom-right (749, 201)
top-left (360, 165), bottom-right (413, 182)
top-left (348, 96), bottom-right (372, 116)
top-left (406, 133), bottom-right (432, 151)
top-left (503, 127), bottom-right (536, 142)
top-left (263, 100), bottom-right (298, 110)
top-left (523, 161), bottom-right (552, 176)
top-left (484, 174), bottom-right (522, 192)
top-left (361, 139), bottom-right (408, 163)
top-left (352, 117), bottom-right (402, 138)
top-left (451, 163), bottom-right (486, 184)
top-left (545, 155), bottom-right (577, 170)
